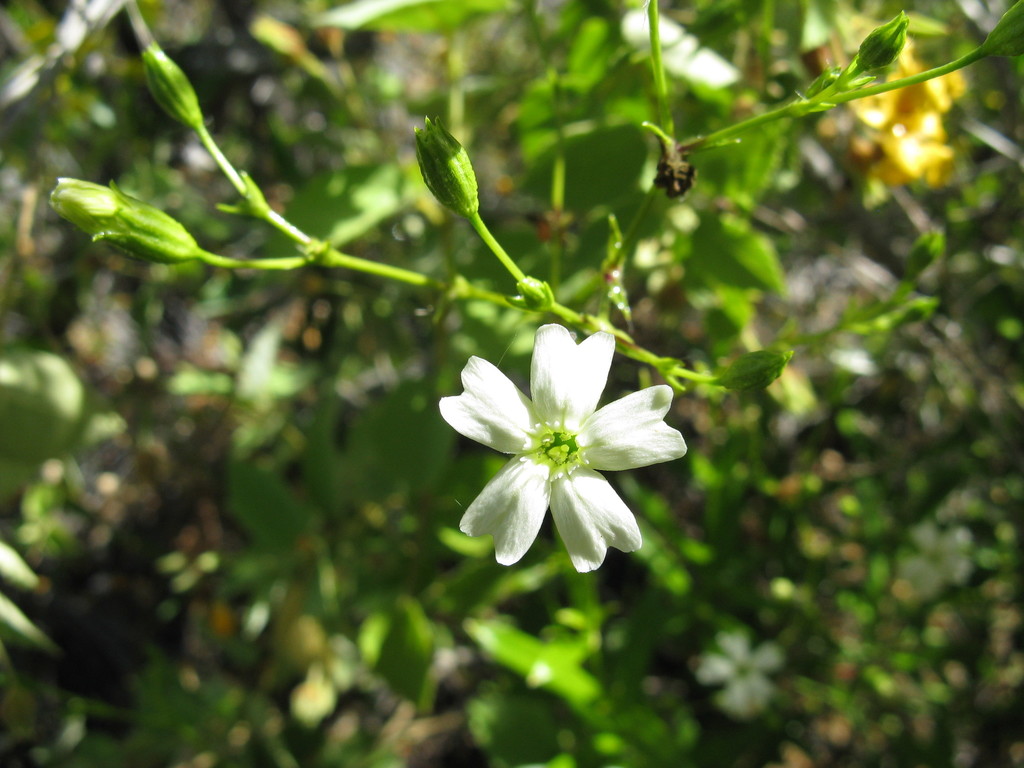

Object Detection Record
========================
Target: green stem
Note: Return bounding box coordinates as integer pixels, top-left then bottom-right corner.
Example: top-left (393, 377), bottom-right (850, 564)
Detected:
top-left (317, 247), bottom-right (441, 288)
top-left (196, 245), bottom-right (439, 288)
top-left (263, 208), bottom-right (315, 246)
top-left (830, 47), bottom-right (987, 105)
top-left (647, 0), bottom-right (675, 137)
top-left (525, 0), bottom-right (567, 293)
top-left (196, 250), bottom-right (311, 270)
top-left (619, 186), bottom-right (658, 260)
top-left (195, 124), bottom-right (247, 197)
top-left (468, 212), bottom-right (528, 283)
top-left (691, 47), bottom-right (987, 150)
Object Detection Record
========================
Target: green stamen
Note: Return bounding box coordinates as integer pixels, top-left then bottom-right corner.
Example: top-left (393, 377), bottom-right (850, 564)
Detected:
top-left (540, 430), bottom-right (580, 466)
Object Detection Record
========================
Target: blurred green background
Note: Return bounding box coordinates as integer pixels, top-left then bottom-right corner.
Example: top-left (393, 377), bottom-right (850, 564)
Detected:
top-left (1, 0), bottom-right (1022, 766)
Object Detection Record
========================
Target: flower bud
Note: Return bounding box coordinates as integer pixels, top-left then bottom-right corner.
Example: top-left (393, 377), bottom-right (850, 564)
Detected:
top-left (716, 350), bottom-right (794, 391)
top-left (856, 11), bottom-right (909, 72)
top-left (414, 117), bottom-right (479, 218)
top-left (981, 0), bottom-right (1024, 56)
top-left (806, 65), bottom-right (841, 97)
top-left (142, 43), bottom-right (205, 130)
top-left (51, 178), bottom-right (201, 264)
top-left (510, 276), bottom-right (555, 311)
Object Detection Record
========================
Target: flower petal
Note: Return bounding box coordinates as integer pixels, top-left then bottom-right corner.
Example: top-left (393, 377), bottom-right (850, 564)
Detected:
top-left (695, 653), bottom-right (734, 685)
top-left (751, 642), bottom-right (784, 674)
top-left (578, 385), bottom-right (687, 470)
top-left (530, 324), bottom-right (614, 431)
top-left (440, 356), bottom-right (538, 453)
top-left (459, 457), bottom-right (551, 565)
top-left (549, 468), bottom-right (641, 572)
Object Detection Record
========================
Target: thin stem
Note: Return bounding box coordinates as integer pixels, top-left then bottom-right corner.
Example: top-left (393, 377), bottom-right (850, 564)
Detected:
top-left (691, 46), bottom-right (988, 150)
top-left (525, 0), bottom-right (567, 293)
top-left (468, 212), bottom-right (528, 283)
top-left (829, 47), bottom-right (987, 105)
top-left (195, 124), bottom-right (247, 197)
top-left (619, 186), bottom-right (658, 261)
top-left (263, 208), bottom-right (314, 246)
top-left (196, 246), bottom-right (439, 289)
top-left (647, 0), bottom-right (675, 137)
top-left (196, 250), bottom-right (312, 270)
top-left (317, 247), bottom-right (441, 288)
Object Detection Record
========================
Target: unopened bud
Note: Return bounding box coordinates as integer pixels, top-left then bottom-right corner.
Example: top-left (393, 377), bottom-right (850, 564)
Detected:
top-left (981, 0), bottom-right (1024, 56)
top-left (716, 350), bottom-right (794, 391)
top-left (142, 43), bottom-right (204, 130)
top-left (510, 277), bottom-right (555, 311)
top-left (856, 11), bottom-right (909, 72)
top-left (51, 178), bottom-right (201, 264)
top-left (806, 66), bottom-right (841, 97)
top-left (414, 117), bottom-right (479, 218)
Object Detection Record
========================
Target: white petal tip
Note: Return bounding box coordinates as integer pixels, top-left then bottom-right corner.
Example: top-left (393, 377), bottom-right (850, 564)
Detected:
top-left (495, 550), bottom-right (525, 566)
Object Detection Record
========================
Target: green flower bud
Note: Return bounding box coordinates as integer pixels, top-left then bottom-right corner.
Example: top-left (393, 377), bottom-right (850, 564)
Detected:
top-left (905, 231), bottom-right (945, 282)
top-left (509, 276), bottom-right (555, 311)
top-left (414, 117), bottom-right (479, 218)
top-left (856, 11), bottom-right (909, 72)
top-left (981, 0), bottom-right (1024, 56)
top-left (716, 350), bottom-right (794, 391)
top-left (806, 65), bottom-right (842, 98)
top-left (50, 178), bottom-right (201, 264)
top-left (142, 43), bottom-right (205, 130)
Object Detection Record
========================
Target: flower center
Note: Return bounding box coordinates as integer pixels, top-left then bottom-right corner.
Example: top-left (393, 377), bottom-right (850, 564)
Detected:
top-left (538, 430), bottom-right (581, 467)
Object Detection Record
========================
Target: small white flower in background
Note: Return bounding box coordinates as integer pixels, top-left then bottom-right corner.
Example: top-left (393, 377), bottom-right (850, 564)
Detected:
top-left (897, 521), bottom-right (974, 600)
top-left (439, 324), bottom-right (687, 573)
top-left (696, 631), bottom-right (784, 721)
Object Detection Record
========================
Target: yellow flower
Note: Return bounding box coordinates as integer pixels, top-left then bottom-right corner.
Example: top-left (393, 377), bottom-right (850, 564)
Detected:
top-left (851, 43), bottom-right (965, 187)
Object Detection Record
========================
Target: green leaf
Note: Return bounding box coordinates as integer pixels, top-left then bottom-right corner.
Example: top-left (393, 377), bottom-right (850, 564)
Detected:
top-left (683, 213), bottom-right (786, 294)
top-left (360, 596), bottom-right (435, 710)
top-left (0, 540), bottom-right (39, 590)
top-left (268, 165), bottom-right (410, 253)
top-left (465, 618), bottom-right (600, 710)
top-left (302, 393), bottom-right (345, 516)
top-left (523, 123), bottom-right (647, 211)
top-left (227, 461), bottom-right (313, 552)
top-left (0, 591), bottom-right (58, 654)
top-left (236, 315), bottom-right (285, 403)
top-left (339, 380), bottom-right (454, 501)
top-left (0, 348), bottom-right (85, 464)
top-left (314, 0), bottom-right (509, 32)
top-left (468, 691), bottom-right (561, 767)
top-left (801, 0), bottom-right (838, 50)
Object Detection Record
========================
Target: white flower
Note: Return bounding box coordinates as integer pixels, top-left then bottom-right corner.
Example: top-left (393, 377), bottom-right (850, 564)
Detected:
top-left (439, 324), bottom-right (687, 572)
top-left (897, 521), bottom-right (973, 600)
top-left (695, 631), bottom-right (784, 721)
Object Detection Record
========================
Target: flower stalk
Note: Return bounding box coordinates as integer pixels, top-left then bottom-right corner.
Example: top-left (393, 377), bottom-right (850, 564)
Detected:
top-left (688, 39), bottom-right (989, 152)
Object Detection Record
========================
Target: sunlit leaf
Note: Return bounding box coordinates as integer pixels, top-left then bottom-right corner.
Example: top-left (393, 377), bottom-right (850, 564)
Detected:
top-left (315, 0), bottom-right (509, 33)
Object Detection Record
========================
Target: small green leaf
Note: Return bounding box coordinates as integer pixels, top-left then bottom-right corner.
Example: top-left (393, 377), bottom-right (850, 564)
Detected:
top-left (466, 618), bottom-right (600, 709)
top-left (361, 596), bottom-right (435, 710)
top-left (267, 165), bottom-right (410, 252)
top-left (0, 541), bottom-right (39, 591)
top-left (684, 214), bottom-right (786, 294)
top-left (314, 0), bottom-right (509, 32)
top-left (0, 349), bottom-right (86, 464)
top-left (468, 692), bottom-right (561, 767)
top-left (339, 380), bottom-right (454, 501)
top-left (523, 123), bottom-right (647, 211)
top-left (0, 591), bottom-right (58, 654)
top-left (227, 461), bottom-right (313, 552)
